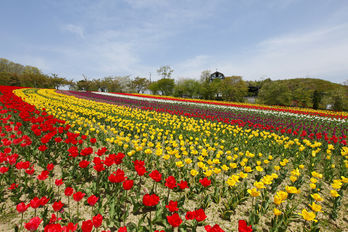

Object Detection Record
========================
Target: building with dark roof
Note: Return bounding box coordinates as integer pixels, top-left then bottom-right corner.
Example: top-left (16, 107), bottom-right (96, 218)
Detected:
top-left (209, 71), bottom-right (225, 82)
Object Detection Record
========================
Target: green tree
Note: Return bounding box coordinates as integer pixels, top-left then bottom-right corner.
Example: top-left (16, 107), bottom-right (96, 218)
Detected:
top-left (220, 76), bottom-right (248, 102)
top-left (0, 72), bottom-right (11, 85)
top-left (102, 77), bottom-right (121, 92)
top-left (148, 81), bottom-right (159, 95)
top-left (258, 81), bottom-right (292, 106)
top-left (330, 88), bottom-right (347, 111)
top-left (131, 77), bottom-right (150, 93)
top-left (291, 87), bottom-right (312, 107)
top-left (199, 79), bottom-right (221, 100)
top-left (157, 78), bottom-right (175, 95)
top-left (312, 90), bottom-right (323, 109)
top-left (50, 74), bottom-right (68, 90)
top-left (174, 79), bottom-right (200, 98)
top-left (75, 75), bottom-right (93, 91)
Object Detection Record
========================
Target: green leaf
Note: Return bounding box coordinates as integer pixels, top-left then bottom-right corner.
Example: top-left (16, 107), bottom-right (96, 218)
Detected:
top-left (109, 198), bottom-right (116, 218)
top-left (220, 210), bottom-right (234, 220)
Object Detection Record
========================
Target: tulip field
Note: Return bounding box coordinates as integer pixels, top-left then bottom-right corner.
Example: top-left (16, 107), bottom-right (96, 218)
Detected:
top-left (0, 86), bottom-right (347, 232)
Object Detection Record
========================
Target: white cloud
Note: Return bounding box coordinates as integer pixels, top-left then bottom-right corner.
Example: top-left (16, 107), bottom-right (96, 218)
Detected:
top-left (62, 24), bottom-right (85, 38)
top-left (237, 24), bottom-right (348, 82)
top-left (173, 23), bottom-right (348, 83)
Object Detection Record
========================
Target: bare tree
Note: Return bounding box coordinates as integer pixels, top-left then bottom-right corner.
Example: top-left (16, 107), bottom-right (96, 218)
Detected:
top-left (157, 65), bottom-right (174, 79)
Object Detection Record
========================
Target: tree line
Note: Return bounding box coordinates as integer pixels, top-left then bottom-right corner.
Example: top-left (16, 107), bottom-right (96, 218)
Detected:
top-left (0, 58), bottom-right (347, 111)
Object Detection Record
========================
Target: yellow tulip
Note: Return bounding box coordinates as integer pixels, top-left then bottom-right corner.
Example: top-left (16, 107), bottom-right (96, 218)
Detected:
top-left (254, 181), bottom-right (266, 189)
top-left (239, 172), bottom-right (248, 179)
top-left (298, 209), bottom-right (317, 222)
top-left (285, 186), bottom-right (300, 194)
top-left (311, 193), bottom-right (323, 202)
top-left (247, 188), bottom-right (260, 197)
top-left (311, 171), bottom-right (323, 179)
top-left (190, 169), bottom-right (198, 177)
top-left (330, 190), bottom-right (340, 198)
top-left (309, 202), bottom-right (323, 213)
top-left (274, 208), bottom-right (282, 216)
top-left (290, 176), bottom-right (298, 182)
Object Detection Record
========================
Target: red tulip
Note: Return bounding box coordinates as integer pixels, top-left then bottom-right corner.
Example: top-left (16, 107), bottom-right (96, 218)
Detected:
top-left (167, 213), bottom-right (182, 227)
top-left (44, 223), bottom-right (62, 232)
top-left (238, 220), bottom-right (253, 232)
top-left (185, 211), bottom-right (195, 220)
top-left (52, 201), bottom-right (64, 212)
top-left (92, 214), bottom-right (103, 228)
top-left (4, 147), bottom-right (12, 153)
top-left (135, 165), bottom-right (147, 176)
top-left (73, 192), bottom-right (85, 202)
top-left (38, 145), bottom-right (47, 152)
top-left (118, 227), bottom-right (127, 232)
top-left (81, 147), bottom-right (93, 156)
top-left (165, 176), bottom-right (177, 189)
top-left (178, 180), bottom-right (188, 189)
top-left (47, 163), bottom-right (54, 171)
top-left (64, 187), bottom-right (74, 196)
top-left (55, 179), bottom-right (64, 186)
top-left (205, 224), bottom-right (225, 232)
top-left (25, 167), bottom-right (35, 175)
top-left (123, 179), bottom-right (134, 190)
top-left (108, 169), bottom-right (125, 183)
top-left (40, 196), bottom-right (50, 206)
top-left (143, 194), bottom-right (160, 207)
top-left (30, 197), bottom-right (41, 209)
top-left (114, 152), bottom-right (125, 164)
top-left (149, 170), bottom-right (162, 182)
top-left (166, 200), bottom-right (179, 212)
top-left (81, 220), bottom-right (93, 232)
top-left (96, 147), bottom-right (107, 156)
top-left (16, 202), bottom-right (29, 213)
top-left (49, 213), bottom-right (62, 224)
top-left (194, 208), bottom-right (207, 222)
top-left (0, 166), bottom-right (9, 174)
top-left (104, 156), bottom-right (114, 167)
top-left (8, 183), bottom-right (19, 190)
top-left (24, 216), bottom-right (42, 231)
top-left (62, 222), bottom-right (78, 232)
top-left (199, 177), bottom-right (211, 187)
top-left (87, 195), bottom-right (99, 206)
top-left (93, 164), bottom-right (105, 172)
top-left (37, 170), bottom-right (49, 180)
top-left (79, 160), bottom-right (90, 168)
top-left (133, 160), bottom-right (147, 176)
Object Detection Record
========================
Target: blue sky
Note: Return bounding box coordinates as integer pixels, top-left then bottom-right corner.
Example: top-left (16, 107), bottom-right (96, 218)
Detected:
top-left (1, 0), bottom-right (348, 83)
